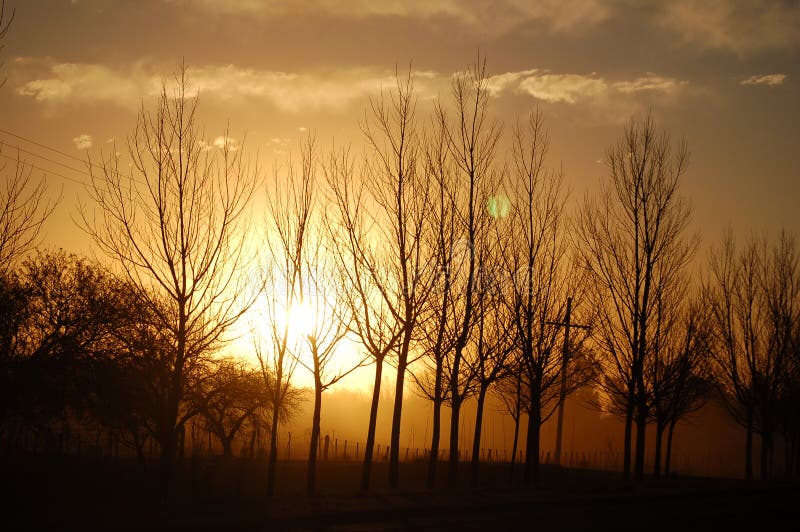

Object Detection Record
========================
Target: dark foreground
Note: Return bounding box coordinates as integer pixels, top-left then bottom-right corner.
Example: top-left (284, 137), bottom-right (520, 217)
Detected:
top-left (2, 457), bottom-right (797, 530)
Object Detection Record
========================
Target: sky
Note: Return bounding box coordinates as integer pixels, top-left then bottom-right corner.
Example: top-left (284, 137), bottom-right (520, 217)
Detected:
top-left (2, 0), bottom-right (798, 252)
top-left (2, 0), bottom-right (797, 474)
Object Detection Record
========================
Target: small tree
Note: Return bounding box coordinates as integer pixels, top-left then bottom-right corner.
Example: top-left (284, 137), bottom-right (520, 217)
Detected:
top-left (192, 357), bottom-right (267, 457)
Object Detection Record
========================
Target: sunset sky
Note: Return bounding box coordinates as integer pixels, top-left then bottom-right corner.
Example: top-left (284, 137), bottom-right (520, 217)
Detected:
top-left (1, 0), bottom-right (798, 473)
top-left (2, 0), bottom-right (798, 255)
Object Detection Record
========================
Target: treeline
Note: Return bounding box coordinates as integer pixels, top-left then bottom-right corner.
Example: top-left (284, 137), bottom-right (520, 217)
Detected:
top-left (0, 59), bottom-right (798, 501)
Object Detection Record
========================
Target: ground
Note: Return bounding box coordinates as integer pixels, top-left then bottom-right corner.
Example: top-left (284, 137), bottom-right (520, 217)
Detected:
top-left (2, 457), bottom-right (797, 530)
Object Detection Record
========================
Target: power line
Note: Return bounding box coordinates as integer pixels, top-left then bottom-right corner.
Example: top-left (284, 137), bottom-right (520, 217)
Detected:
top-left (0, 151), bottom-right (86, 187)
top-left (0, 127), bottom-right (88, 165)
top-left (4, 143), bottom-right (91, 179)
top-left (0, 128), bottom-right (146, 188)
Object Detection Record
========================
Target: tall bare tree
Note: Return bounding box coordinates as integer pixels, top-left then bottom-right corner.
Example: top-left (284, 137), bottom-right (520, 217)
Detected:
top-left (82, 68), bottom-right (258, 495)
top-left (256, 137), bottom-right (314, 496)
top-left (439, 56), bottom-right (502, 487)
top-left (410, 113), bottom-right (458, 489)
top-left (502, 109), bottom-right (590, 485)
top-left (576, 112), bottom-right (695, 481)
top-left (333, 71), bottom-right (432, 490)
top-left (468, 244), bottom-right (512, 487)
top-left (648, 294), bottom-right (712, 476)
top-left (326, 145), bottom-right (404, 491)
top-left (707, 230), bottom-right (798, 480)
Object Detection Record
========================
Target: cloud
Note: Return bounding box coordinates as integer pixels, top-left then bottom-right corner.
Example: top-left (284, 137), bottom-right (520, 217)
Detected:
top-left (167, 0), bottom-right (612, 35)
top-left (212, 135), bottom-right (239, 151)
top-left (17, 61), bottom-right (147, 104)
top-left (740, 74), bottom-right (787, 87)
top-left (15, 60), bottom-right (440, 113)
top-left (488, 69), bottom-right (686, 104)
top-left (660, 0), bottom-right (800, 54)
top-left (517, 73), bottom-right (607, 104)
top-left (72, 133), bottom-right (92, 150)
top-left (613, 74), bottom-right (688, 94)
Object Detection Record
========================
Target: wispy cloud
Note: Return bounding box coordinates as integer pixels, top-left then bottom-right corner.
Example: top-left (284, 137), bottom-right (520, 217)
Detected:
top-left (660, 0), bottom-right (800, 54)
top-left (167, 0), bottom-right (612, 35)
top-left (488, 69), bottom-right (687, 104)
top-left (740, 74), bottom-right (787, 87)
top-left (15, 60), bottom-right (440, 112)
top-left (613, 74), bottom-right (688, 94)
top-left (517, 73), bottom-right (607, 104)
top-left (72, 133), bottom-right (92, 150)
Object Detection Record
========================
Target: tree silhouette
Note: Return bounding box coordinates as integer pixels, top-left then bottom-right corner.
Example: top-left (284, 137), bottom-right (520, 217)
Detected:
top-left (340, 71), bottom-right (432, 490)
top-left (0, 0), bottom-right (14, 87)
top-left (410, 111), bottom-right (458, 489)
top-left (501, 109), bottom-right (589, 485)
top-left (647, 295), bottom-right (712, 476)
top-left (707, 230), bottom-right (798, 480)
top-left (326, 144), bottom-right (405, 491)
top-left (192, 357), bottom-right (267, 458)
top-left (439, 56), bottom-right (502, 488)
top-left (576, 112), bottom-right (695, 481)
top-left (256, 136), bottom-right (314, 496)
top-left (0, 145), bottom-right (58, 276)
top-left (81, 67), bottom-right (258, 496)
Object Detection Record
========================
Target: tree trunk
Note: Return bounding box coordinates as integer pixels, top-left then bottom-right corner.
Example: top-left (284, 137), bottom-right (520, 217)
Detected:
top-left (222, 436), bottom-right (233, 458)
top-left (623, 402), bottom-right (633, 481)
top-left (653, 421), bottom-right (664, 477)
top-left (634, 391), bottom-right (647, 481)
top-left (158, 424), bottom-right (177, 500)
top-left (307, 381), bottom-right (322, 496)
top-left (509, 413), bottom-right (520, 484)
top-left (470, 386), bottom-right (488, 487)
top-left (267, 394), bottom-right (281, 496)
top-left (447, 397), bottom-right (462, 488)
top-left (428, 396), bottom-right (442, 489)
top-left (133, 430), bottom-right (147, 472)
top-left (745, 408), bottom-right (753, 481)
top-left (361, 356), bottom-right (383, 491)
top-left (524, 382), bottom-right (542, 486)
top-left (760, 431), bottom-right (769, 481)
top-left (389, 332), bottom-right (412, 489)
top-left (664, 419), bottom-right (676, 476)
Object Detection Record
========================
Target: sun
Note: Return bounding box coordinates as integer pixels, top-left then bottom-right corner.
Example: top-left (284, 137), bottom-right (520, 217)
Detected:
top-left (285, 299), bottom-right (316, 342)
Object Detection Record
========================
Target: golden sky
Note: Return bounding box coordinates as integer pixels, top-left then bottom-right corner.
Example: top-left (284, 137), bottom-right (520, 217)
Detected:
top-left (2, 0), bottom-right (798, 255)
top-left (1, 0), bottom-right (795, 469)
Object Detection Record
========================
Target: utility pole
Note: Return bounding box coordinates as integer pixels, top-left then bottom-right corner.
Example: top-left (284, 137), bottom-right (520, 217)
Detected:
top-left (546, 297), bottom-right (589, 466)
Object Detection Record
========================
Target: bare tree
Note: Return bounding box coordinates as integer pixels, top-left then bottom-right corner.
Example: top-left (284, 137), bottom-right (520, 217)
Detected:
top-left (648, 294), bottom-right (712, 476)
top-left (191, 357), bottom-right (267, 458)
top-left (326, 145), bottom-right (404, 491)
top-left (576, 111), bottom-right (695, 481)
top-left (468, 245), bottom-right (512, 487)
top-left (707, 229), bottom-right (798, 480)
top-left (256, 137), bottom-right (314, 496)
top-left (81, 68), bottom-right (258, 495)
top-left (409, 113), bottom-right (458, 489)
top-left (493, 360), bottom-right (524, 481)
top-left (298, 248), bottom-right (356, 496)
top-left (439, 56), bottom-right (502, 487)
top-left (0, 0), bottom-right (14, 87)
top-left (333, 71), bottom-right (432, 490)
top-left (501, 109), bottom-right (583, 485)
top-left (0, 145), bottom-right (58, 275)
